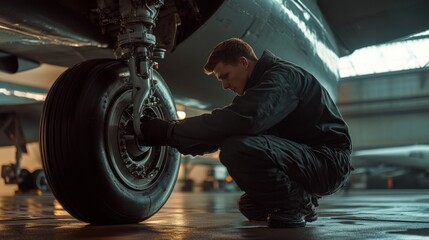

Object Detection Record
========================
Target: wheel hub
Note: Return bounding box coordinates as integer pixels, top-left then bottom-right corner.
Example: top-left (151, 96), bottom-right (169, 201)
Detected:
top-left (106, 90), bottom-right (166, 190)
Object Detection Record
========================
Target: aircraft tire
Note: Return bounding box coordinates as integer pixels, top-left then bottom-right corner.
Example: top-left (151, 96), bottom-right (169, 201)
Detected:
top-left (40, 59), bottom-right (180, 224)
top-left (30, 169), bottom-right (49, 192)
top-left (17, 168), bottom-right (31, 192)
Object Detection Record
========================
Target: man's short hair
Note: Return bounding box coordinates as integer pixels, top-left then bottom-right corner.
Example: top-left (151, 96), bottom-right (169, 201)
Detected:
top-left (204, 38), bottom-right (258, 75)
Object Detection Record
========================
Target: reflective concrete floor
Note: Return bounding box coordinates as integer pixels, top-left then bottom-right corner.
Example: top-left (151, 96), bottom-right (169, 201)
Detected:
top-left (1, 189), bottom-right (429, 239)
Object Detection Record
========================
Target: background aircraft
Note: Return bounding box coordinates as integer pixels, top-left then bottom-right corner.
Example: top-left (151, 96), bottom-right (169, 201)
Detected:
top-left (349, 145), bottom-right (429, 189)
top-left (0, 0), bottom-right (429, 222)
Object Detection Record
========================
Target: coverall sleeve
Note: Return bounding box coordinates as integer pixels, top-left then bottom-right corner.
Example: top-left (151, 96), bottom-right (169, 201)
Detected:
top-left (167, 69), bottom-right (300, 154)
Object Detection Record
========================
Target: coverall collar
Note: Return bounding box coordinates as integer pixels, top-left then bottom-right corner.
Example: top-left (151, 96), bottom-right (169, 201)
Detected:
top-left (244, 50), bottom-right (278, 92)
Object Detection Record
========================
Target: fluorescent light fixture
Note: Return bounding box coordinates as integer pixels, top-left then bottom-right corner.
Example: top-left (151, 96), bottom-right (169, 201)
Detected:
top-left (340, 32), bottom-right (429, 78)
top-left (0, 87), bottom-right (46, 101)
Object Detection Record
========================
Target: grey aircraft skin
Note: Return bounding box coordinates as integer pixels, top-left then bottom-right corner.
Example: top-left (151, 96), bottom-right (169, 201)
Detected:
top-left (1, 0), bottom-right (429, 224)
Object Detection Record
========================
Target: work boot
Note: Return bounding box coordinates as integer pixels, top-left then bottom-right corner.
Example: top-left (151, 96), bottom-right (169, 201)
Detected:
top-left (304, 197), bottom-right (318, 222)
top-left (267, 185), bottom-right (317, 228)
top-left (237, 193), bottom-right (270, 221)
top-left (267, 201), bottom-right (317, 227)
top-left (312, 195), bottom-right (320, 208)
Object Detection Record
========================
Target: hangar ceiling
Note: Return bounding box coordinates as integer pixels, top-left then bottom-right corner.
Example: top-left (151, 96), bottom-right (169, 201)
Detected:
top-left (317, 0), bottom-right (429, 56)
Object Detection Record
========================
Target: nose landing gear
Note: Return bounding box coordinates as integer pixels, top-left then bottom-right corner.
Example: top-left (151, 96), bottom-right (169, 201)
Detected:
top-left (40, 0), bottom-right (180, 224)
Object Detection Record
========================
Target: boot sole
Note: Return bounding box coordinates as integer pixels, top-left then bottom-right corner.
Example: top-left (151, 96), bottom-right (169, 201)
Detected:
top-left (305, 212), bottom-right (318, 222)
top-left (267, 218), bottom-right (306, 228)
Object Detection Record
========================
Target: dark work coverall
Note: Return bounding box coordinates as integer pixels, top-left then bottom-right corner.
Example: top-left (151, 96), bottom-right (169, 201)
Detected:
top-left (165, 50), bottom-right (352, 212)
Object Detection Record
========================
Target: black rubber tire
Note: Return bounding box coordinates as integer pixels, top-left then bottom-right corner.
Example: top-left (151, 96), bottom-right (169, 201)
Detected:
top-left (17, 168), bottom-right (31, 192)
top-left (30, 169), bottom-right (49, 192)
top-left (40, 59), bottom-right (180, 224)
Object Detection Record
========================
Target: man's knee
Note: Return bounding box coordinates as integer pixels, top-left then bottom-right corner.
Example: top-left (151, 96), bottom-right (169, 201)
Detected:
top-left (219, 136), bottom-right (253, 168)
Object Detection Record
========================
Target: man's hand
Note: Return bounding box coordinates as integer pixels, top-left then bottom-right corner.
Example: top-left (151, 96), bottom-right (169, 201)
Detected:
top-left (140, 115), bottom-right (172, 146)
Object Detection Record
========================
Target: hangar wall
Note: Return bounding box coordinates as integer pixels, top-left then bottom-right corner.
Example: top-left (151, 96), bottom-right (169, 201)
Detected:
top-left (338, 68), bottom-right (429, 150)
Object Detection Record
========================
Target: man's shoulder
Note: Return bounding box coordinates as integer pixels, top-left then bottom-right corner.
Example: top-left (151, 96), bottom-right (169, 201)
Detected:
top-left (265, 61), bottom-right (304, 80)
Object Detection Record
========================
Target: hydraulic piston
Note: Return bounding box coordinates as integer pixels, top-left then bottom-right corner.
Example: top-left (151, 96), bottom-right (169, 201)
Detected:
top-left (116, 0), bottom-right (165, 140)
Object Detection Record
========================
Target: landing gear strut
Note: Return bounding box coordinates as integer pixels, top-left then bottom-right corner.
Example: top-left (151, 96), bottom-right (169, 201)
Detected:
top-left (116, 0), bottom-right (166, 140)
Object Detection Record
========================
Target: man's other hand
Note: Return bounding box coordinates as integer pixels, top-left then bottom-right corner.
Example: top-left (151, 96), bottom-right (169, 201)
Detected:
top-left (140, 115), bottom-right (172, 146)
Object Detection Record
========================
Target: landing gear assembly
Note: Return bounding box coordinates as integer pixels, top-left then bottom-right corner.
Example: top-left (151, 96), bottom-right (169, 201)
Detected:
top-left (40, 0), bottom-right (180, 224)
top-left (1, 165), bottom-right (49, 192)
top-left (0, 114), bottom-right (49, 193)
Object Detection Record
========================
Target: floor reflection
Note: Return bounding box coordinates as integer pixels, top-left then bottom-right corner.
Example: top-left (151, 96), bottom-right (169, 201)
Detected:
top-left (0, 191), bottom-right (429, 239)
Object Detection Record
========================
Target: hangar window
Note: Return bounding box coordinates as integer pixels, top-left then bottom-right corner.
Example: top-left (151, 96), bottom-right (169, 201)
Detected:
top-left (339, 30), bottom-right (429, 78)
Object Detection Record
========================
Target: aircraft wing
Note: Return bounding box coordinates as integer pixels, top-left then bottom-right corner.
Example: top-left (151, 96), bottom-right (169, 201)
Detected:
top-left (1, 0), bottom-right (429, 66)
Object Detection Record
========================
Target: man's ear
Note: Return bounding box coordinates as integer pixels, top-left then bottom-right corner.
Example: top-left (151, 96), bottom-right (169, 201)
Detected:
top-left (239, 56), bottom-right (249, 68)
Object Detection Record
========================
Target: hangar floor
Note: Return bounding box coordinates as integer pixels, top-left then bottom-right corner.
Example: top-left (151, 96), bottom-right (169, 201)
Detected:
top-left (1, 189), bottom-right (429, 240)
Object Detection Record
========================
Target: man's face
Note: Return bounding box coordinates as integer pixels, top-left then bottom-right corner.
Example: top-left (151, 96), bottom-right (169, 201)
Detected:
top-left (213, 57), bottom-right (250, 96)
